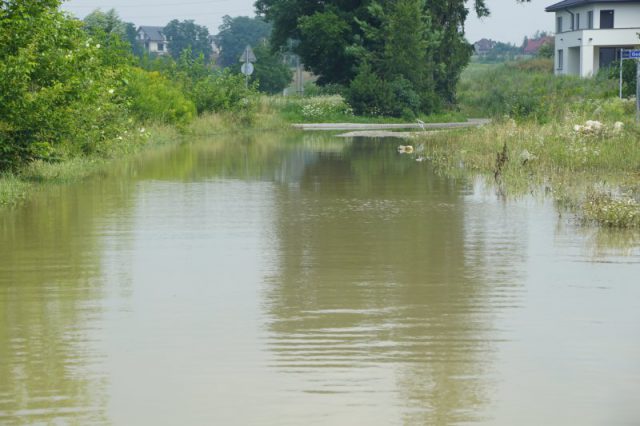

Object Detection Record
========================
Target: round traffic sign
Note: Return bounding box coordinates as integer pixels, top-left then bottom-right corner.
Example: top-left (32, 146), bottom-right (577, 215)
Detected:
top-left (241, 62), bottom-right (254, 76)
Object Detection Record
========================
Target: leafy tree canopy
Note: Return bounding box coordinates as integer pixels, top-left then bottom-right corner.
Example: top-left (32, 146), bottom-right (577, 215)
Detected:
top-left (250, 43), bottom-right (293, 94)
top-left (163, 19), bottom-right (212, 62)
top-left (82, 9), bottom-right (142, 61)
top-left (214, 15), bottom-right (272, 67)
top-left (255, 0), bottom-right (526, 113)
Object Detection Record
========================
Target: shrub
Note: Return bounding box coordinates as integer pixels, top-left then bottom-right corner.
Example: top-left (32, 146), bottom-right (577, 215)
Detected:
top-left (124, 68), bottom-right (196, 125)
top-left (387, 77), bottom-right (421, 118)
top-left (303, 82), bottom-right (346, 97)
top-left (299, 96), bottom-right (353, 119)
top-left (192, 69), bottom-right (258, 116)
top-left (0, 3), bottom-right (131, 169)
top-left (457, 59), bottom-right (617, 121)
top-left (583, 191), bottom-right (640, 228)
top-left (346, 64), bottom-right (393, 116)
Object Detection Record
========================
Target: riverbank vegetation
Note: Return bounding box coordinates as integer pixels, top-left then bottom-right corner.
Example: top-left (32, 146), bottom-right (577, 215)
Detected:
top-left (2, 1), bottom-right (638, 229)
top-left (420, 59), bottom-right (640, 228)
top-left (0, 1), bottom-right (269, 205)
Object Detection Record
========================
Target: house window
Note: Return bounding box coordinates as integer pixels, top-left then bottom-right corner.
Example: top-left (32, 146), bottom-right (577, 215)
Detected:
top-left (558, 49), bottom-right (564, 70)
top-left (600, 10), bottom-right (614, 29)
top-left (556, 16), bottom-right (563, 33)
top-left (570, 14), bottom-right (575, 31)
top-left (599, 47), bottom-right (616, 69)
top-left (576, 13), bottom-right (580, 30)
top-left (157, 43), bottom-right (164, 51)
top-left (587, 11), bottom-right (593, 29)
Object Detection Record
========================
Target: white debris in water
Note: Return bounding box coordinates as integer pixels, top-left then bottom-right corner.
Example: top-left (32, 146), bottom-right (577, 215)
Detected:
top-left (397, 145), bottom-right (414, 154)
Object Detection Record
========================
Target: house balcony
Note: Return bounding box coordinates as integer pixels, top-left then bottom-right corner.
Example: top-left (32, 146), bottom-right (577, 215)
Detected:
top-left (555, 27), bottom-right (640, 77)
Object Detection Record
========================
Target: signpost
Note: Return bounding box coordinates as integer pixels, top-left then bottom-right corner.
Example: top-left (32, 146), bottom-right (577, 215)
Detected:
top-left (239, 45), bottom-right (256, 88)
top-left (619, 49), bottom-right (640, 122)
top-left (621, 49), bottom-right (640, 59)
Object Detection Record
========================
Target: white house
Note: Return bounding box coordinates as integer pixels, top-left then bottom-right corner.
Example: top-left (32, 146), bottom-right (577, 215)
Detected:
top-left (546, 0), bottom-right (640, 77)
top-left (137, 26), bottom-right (169, 55)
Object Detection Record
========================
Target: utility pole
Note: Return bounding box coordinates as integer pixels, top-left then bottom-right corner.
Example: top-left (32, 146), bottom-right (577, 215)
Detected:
top-left (296, 55), bottom-right (304, 96)
top-left (619, 49), bottom-right (624, 99)
top-left (636, 58), bottom-right (639, 122)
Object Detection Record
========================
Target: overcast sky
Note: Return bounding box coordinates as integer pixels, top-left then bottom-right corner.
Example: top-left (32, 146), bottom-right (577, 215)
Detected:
top-left (61, 0), bottom-right (553, 45)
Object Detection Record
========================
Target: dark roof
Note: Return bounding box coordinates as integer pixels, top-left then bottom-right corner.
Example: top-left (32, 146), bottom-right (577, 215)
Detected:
top-left (138, 26), bottom-right (165, 41)
top-left (546, 0), bottom-right (640, 12)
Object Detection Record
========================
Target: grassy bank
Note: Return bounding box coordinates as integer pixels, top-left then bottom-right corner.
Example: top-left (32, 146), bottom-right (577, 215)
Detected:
top-left (0, 104), bottom-right (292, 208)
top-left (0, 124), bottom-right (182, 207)
top-left (423, 101), bottom-right (640, 228)
top-left (420, 60), bottom-right (640, 228)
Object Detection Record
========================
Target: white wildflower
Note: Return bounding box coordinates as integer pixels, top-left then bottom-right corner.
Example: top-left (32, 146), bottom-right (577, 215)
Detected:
top-left (108, 89), bottom-right (114, 94)
top-left (585, 120), bottom-right (603, 131)
top-left (614, 121), bottom-right (624, 132)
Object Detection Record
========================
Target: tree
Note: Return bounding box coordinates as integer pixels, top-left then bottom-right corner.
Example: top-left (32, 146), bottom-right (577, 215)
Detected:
top-left (214, 15), bottom-right (272, 67)
top-left (537, 39), bottom-right (554, 59)
top-left (0, 0), bottom-right (129, 169)
top-left (82, 9), bottom-right (139, 63)
top-left (255, 0), bottom-right (503, 113)
top-left (250, 43), bottom-right (293, 94)
top-left (163, 19), bottom-right (212, 62)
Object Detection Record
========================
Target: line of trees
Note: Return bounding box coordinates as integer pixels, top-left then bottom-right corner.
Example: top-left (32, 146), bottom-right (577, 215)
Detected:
top-left (0, 1), bottom-right (275, 172)
top-left (255, 0), bottom-right (498, 117)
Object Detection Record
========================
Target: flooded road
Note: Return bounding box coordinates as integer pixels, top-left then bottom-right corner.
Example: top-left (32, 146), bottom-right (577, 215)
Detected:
top-left (1, 133), bottom-right (639, 425)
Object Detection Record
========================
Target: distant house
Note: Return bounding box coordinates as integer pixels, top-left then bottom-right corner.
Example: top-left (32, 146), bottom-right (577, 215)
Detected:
top-left (523, 36), bottom-right (554, 55)
top-left (546, 0), bottom-right (640, 76)
top-left (138, 26), bottom-right (169, 55)
top-left (474, 38), bottom-right (497, 55)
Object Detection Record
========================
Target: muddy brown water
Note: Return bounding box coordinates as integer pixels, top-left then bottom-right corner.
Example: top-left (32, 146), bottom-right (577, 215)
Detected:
top-left (1, 133), bottom-right (639, 425)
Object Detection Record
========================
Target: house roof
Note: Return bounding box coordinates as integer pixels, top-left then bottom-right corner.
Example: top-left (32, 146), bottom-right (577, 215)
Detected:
top-left (138, 26), bottom-right (165, 41)
top-left (546, 0), bottom-right (640, 12)
top-left (523, 36), bottom-right (553, 54)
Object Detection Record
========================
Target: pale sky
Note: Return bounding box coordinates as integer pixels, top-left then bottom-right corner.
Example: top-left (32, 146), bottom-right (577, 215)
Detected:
top-left (61, 0), bottom-right (554, 45)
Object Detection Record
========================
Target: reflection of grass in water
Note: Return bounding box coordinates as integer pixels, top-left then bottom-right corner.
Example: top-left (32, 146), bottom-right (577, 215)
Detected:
top-left (0, 173), bottom-right (31, 206)
top-left (1, 123), bottom-right (181, 207)
top-left (420, 119), bottom-right (640, 228)
top-left (582, 227), bottom-right (640, 256)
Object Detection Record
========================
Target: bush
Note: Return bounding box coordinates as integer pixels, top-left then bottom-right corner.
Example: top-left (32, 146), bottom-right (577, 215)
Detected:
top-left (387, 77), bottom-right (421, 118)
top-left (299, 96), bottom-right (353, 119)
top-left (124, 68), bottom-right (196, 125)
top-left (303, 82), bottom-right (346, 97)
top-left (193, 69), bottom-right (258, 116)
top-left (346, 64), bottom-right (391, 116)
top-left (250, 44), bottom-right (293, 94)
top-left (606, 60), bottom-right (637, 98)
top-left (0, 3), bottom-right (131, 169)
top-left (457, 59), bottom-right (617, 121)
top-left (347, 65), bottom-right (426, 118)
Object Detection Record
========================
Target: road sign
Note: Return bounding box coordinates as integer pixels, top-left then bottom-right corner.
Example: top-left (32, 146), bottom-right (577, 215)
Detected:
top-left (621, 50), bottom-right (640, 59)
top-left (239, 45), bottom-right (256, 63)
top-left (241, 62), bottom-right (254, 76)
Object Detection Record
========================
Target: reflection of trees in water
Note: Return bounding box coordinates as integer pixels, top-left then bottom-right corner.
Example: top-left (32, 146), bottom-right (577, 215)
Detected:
top-left (0, 177), bottom-right (136, 424)
top-left (264, 138), bottom-right (524, 424)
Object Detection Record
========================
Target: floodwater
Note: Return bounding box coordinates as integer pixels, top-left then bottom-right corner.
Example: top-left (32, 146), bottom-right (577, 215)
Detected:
top-left (1, 133), bottom-right (639, 425)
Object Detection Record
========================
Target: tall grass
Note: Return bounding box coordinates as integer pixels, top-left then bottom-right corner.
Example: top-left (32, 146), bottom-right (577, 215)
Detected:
top-left (0, 123), bottom-right (182, 207)
top-left (457, 59), bottom-right (617, 121)
top-left (0, 174), bottom-right (31, 206)
top-left (422, 91), bottom-right (640, 227)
